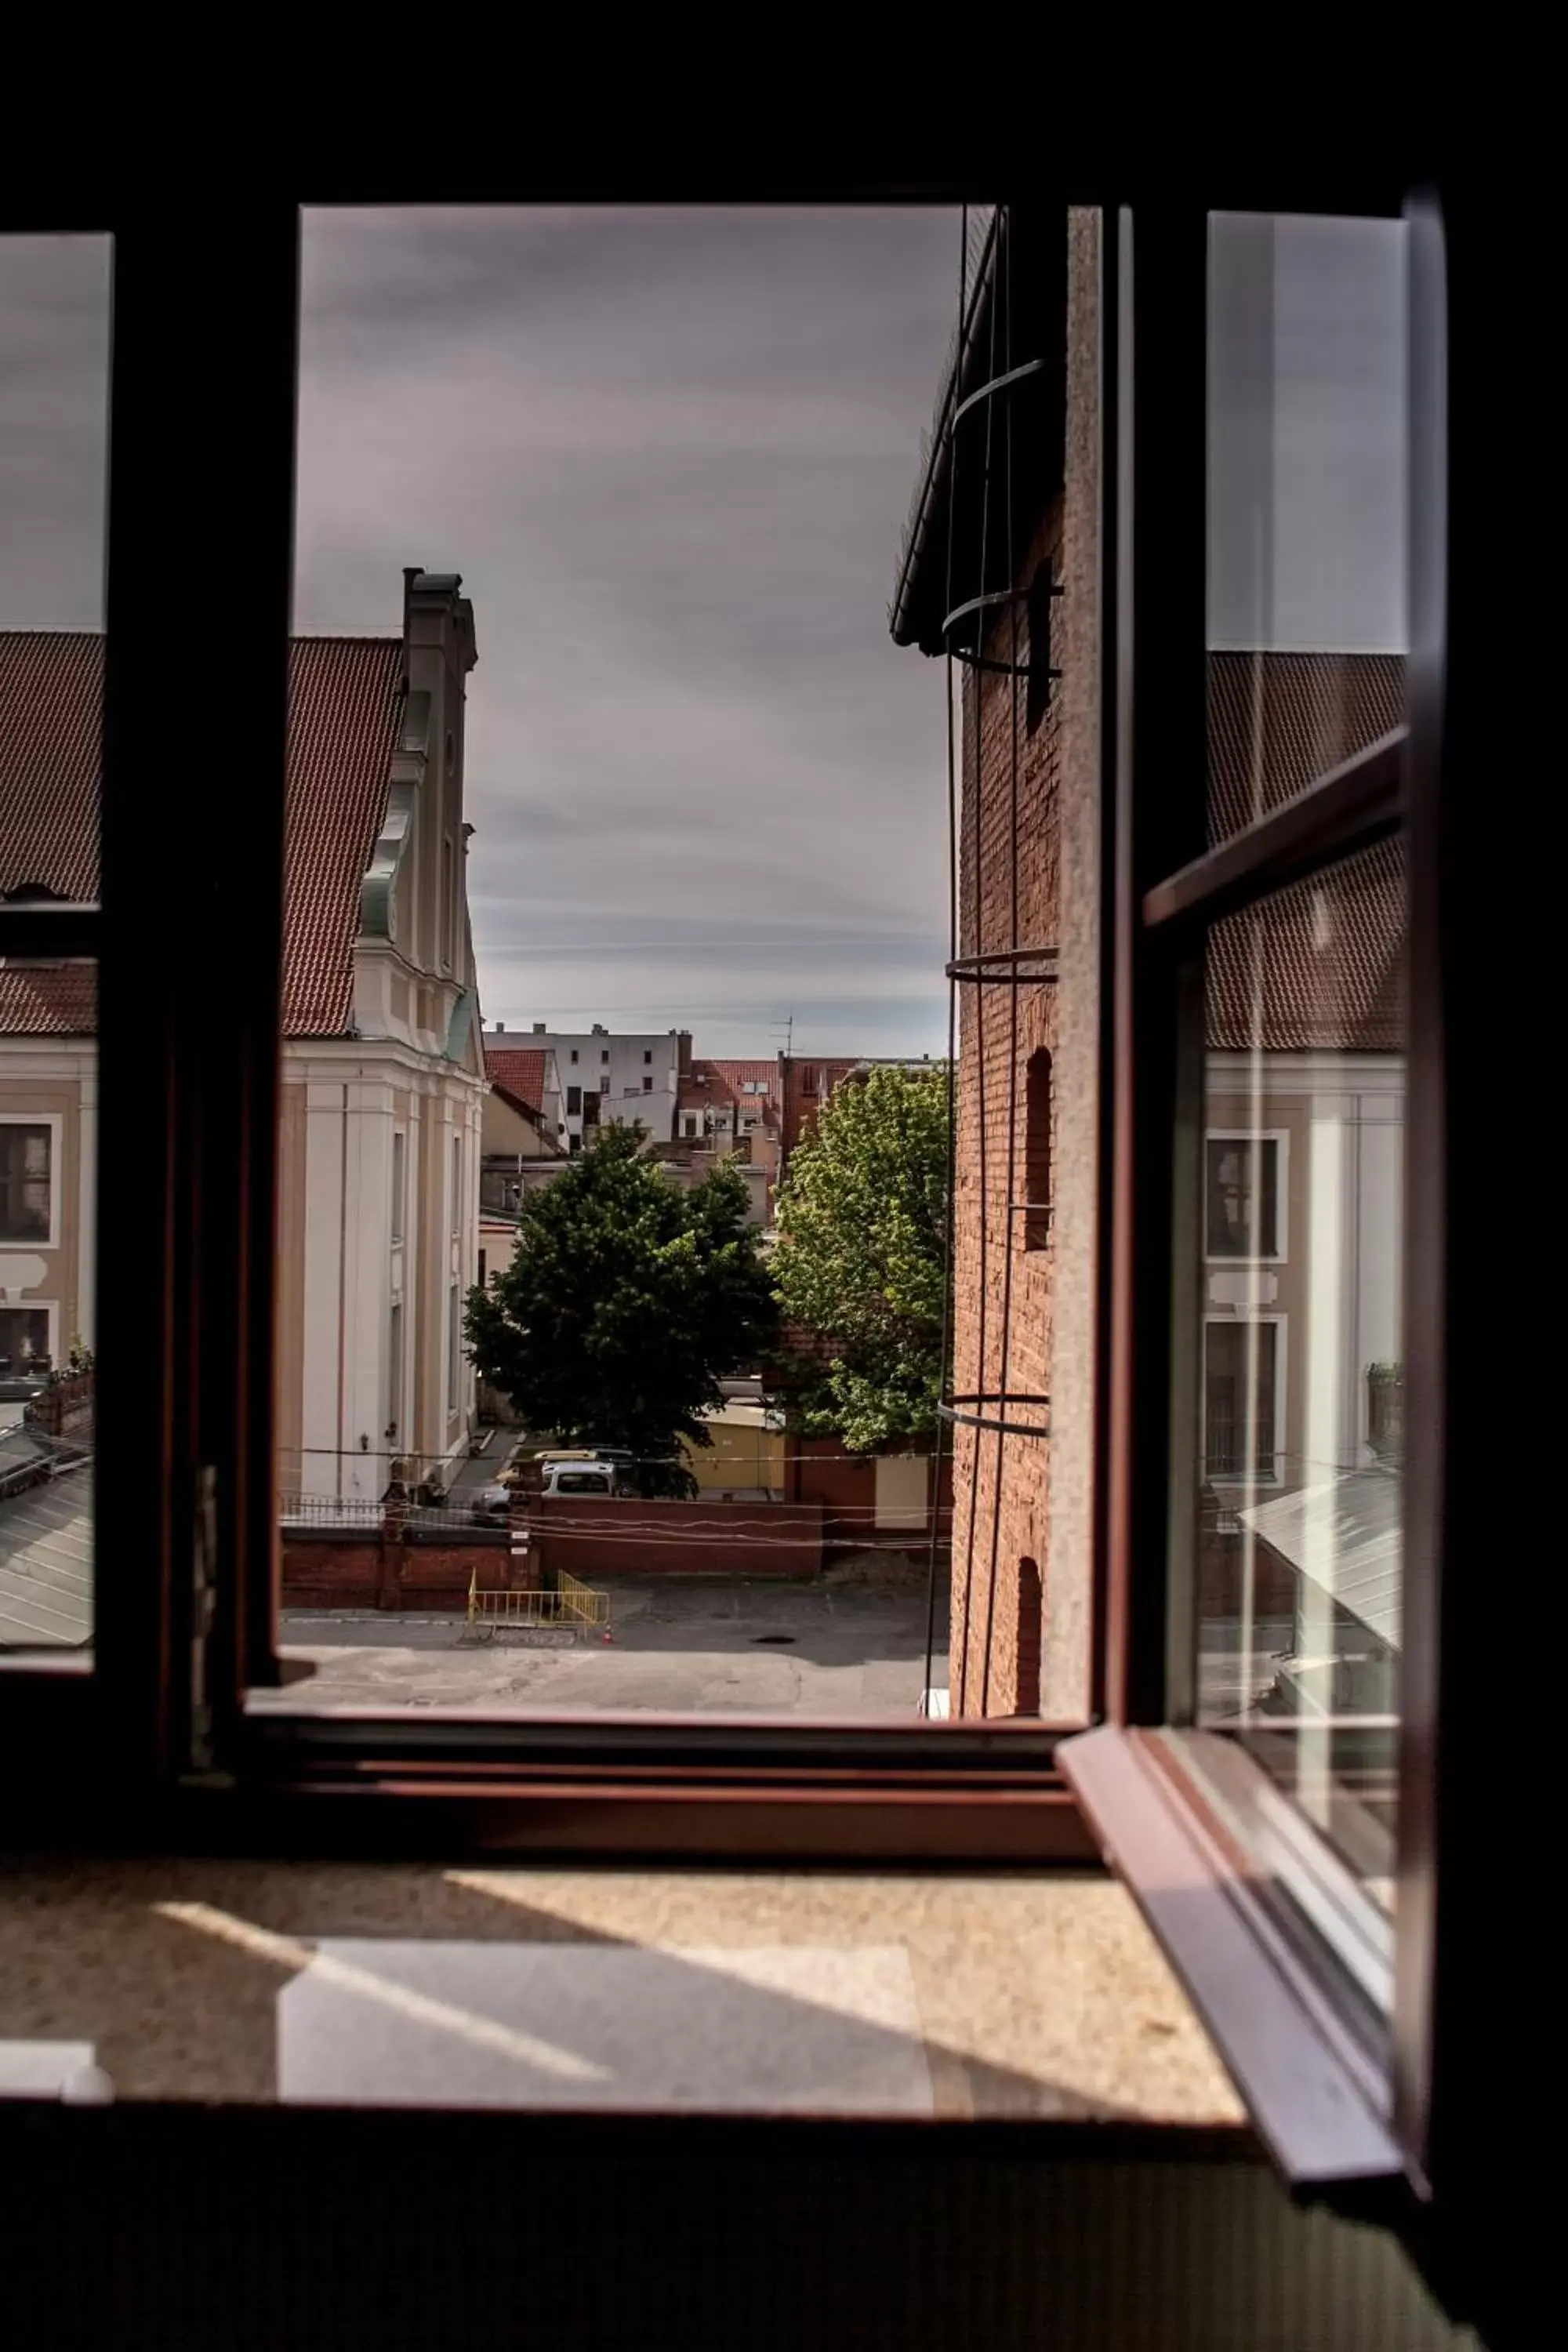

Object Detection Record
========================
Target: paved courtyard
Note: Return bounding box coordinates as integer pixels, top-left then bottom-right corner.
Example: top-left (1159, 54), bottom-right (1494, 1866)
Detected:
top-left (270, 1561), bottom-right (948, 1719)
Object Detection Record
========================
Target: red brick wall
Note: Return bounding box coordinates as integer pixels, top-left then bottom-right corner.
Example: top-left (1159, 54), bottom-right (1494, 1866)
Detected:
top-left (539, 1496), bottom-right (822, 1581)
top-left (281, 1535), bottom-right (508, 1612)
top-left (949, 502), bottom-right (1064, 1715)
top-left (281, 1502), bottom-right (825, 1606)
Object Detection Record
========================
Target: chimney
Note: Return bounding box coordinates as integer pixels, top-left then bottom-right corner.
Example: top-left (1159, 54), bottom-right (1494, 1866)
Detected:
top-left (495, 1021), bottom-right (505, 1033)
top-left (532, 1022), bottom-right (546, 1035)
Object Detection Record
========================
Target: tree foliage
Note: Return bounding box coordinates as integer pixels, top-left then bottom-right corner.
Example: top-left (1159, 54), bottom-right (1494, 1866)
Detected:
top-left (465, 1123), bottom-right (779, 1497)
top-left (773, 1064), bottom-right (949, 1452)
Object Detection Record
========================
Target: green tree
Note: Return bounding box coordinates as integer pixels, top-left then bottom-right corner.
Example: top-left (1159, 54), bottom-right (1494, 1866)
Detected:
top-left (773, 1064), bottom-right (949, 1452)
top-left (465, 1123), bottom-right (779, 1497)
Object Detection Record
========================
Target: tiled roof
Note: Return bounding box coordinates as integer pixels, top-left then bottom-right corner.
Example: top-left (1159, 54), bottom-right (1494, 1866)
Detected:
top-left (1205, 655), bottom-right (1406, 1056)
top-left (1, 630), bottom-right (405, 1039)
top-left (702, 1058), bottom-right (779, 1104)
top-left (0, 965), bottom-right (97, 1034)
top-left (1207, 652), bottom-right (1404, 842)
top-left (1206, 834), bottom-right (1405, 1054)
top-left (282, 637), bottom-right (405, 1036)
top-left (0, 632), bottom-right (103, 901)
top-left (485, 1046), bottom-right (550, 1111)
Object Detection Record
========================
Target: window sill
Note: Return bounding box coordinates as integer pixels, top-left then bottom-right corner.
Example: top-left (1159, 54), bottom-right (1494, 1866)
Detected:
top-left (0, 1853), bottom-right (1246, 2127)
top-left (1058, 1724), bottom-right (1403, 2194)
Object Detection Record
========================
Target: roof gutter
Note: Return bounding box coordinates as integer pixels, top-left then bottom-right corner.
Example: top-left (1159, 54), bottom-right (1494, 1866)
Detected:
top-left (887, 207), bottom-right (1000, 653)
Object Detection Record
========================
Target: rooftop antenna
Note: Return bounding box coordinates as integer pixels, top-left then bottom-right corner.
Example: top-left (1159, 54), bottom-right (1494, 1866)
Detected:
top-left (771, 1013), bottom-right (794, 1059)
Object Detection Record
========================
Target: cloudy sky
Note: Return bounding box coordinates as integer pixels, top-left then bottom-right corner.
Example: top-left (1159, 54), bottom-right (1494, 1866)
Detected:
top-left (2, 210), bottom-right (960, 1058)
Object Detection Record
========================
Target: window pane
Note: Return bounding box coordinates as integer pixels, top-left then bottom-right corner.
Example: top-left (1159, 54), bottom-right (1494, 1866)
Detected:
top-left (1207, 214), bottom-right (1407, 844)
top-left (0, 234), bottom-right (109, 1650)
top-left (1195, 840), bottom-right (1405, 1911)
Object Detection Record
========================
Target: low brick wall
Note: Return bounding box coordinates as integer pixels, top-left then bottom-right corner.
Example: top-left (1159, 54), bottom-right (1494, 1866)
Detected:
top-left (282, 1527), bottom-right (506, 1613)
top-left (281, 1498), bottom-right (823, 1609)
top-left (538, 1495), bottom-right (822, 1581)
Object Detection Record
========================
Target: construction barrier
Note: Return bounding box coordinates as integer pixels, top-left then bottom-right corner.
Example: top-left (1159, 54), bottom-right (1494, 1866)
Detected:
top-left (464, 1568), bottom-right (610, 1640)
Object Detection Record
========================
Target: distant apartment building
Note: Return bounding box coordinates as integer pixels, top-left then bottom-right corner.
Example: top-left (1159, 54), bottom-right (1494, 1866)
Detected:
top-left (490, 1023), bottom-right (688, 1150)
top-left (478, 1045), bottom-right (568, 1289)
top-left (676, 1058), bottom-right (782, 1207)
top-left (1, 569), bottom-right (488, 1508)
top-left (484, 1038), bottom-right (565, 1148)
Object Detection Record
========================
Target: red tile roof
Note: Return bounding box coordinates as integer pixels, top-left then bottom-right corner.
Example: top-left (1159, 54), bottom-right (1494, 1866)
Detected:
top-left (1207, 836), bottom-right (1405, 1055)
top-left (1207, 652), bottom-right (1404, 842)
top-left (2, 630), bottom-right (405, 1039)
top-left (0, 632), bottom-right (103, 902)
top-left (1205, 655), bottom-right (1406, 1056)
top-left (679, 1058), bottom-right (780, 1114)
top-left (0, 964), bottom-right (97, 1035)
top-left (282, 637), bottom-right (405, 1036)
top-left (485, 1046), bottom-right (550, 1112)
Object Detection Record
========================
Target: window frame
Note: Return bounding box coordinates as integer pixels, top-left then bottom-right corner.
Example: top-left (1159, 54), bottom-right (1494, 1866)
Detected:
top-left (0, 1111), bottom-right (60, 1250)
top-left (2, 173), bottom-right (1495, 2274)
top-left (1058, 187), bottom-right (1483, 2229)
top-left (1202, 1127), bottom-right (1286, 1265)
top-left (1200, 1311), bottom-right (1284, 1486)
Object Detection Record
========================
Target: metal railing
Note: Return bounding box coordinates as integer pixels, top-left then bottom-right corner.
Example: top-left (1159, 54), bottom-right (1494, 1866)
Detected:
top-left (278, 1492), bottom-right (509, 1534)
top-left (465, 1568), bottom-right (610, 1639)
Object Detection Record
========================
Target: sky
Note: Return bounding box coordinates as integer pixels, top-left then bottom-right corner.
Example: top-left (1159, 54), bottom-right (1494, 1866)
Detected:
top-left (4, 209), bottom-right (1408, 1055)
top-left (297, 207), bottom-right (959, 1061)
top-left (0, 209), bottom-right (960, 1060)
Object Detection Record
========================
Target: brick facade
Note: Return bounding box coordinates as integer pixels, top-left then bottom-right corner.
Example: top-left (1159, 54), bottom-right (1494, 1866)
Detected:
top-left (949, 503), bottom-right (1064, 1716)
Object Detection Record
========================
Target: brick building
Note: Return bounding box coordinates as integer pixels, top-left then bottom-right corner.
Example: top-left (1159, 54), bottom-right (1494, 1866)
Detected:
top-left (890, 207), bottom-right (1069, 1719)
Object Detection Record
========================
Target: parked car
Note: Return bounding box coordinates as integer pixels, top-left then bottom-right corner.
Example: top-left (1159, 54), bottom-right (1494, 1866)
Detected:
top-left (540, 1458), bottom-right (634, 1498)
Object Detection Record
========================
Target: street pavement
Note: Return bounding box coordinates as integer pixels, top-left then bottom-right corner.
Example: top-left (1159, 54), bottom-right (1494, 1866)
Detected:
top-left (268, 1563), bottom-right (947, 1720)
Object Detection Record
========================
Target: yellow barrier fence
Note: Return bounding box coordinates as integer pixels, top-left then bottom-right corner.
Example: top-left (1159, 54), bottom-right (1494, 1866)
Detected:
top-left (466, 1568), bottom-right (610, 1639)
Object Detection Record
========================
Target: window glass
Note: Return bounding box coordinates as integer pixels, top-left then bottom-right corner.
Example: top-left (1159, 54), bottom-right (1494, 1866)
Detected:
top-left (0, 232), bottom-right (110, 1650)
top-left (1207, 214), bottom-right (1407, 846)
top-left (1205, 1135), bottom-right (1279, 1259)
top-left (1195, 841), bottom-right (1405, 1910)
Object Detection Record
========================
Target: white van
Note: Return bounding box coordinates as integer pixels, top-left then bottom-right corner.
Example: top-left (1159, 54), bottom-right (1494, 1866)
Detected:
top-left (539, 1454), bottom-right (635, 1499)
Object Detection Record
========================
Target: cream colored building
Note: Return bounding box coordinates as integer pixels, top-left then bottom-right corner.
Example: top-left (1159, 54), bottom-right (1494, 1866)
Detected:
top-left (1, 570), bottom-right (489, 1504)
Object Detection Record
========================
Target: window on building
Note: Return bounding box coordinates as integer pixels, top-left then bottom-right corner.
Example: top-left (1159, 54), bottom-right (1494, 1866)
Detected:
top-left (568, 1134), bottom-right (582, 1156)
top-left (0, 1120), bottom-right (52, 1245)
top-left (387, 1300), bottom-right (402, 1439)
top-left (643, 1049), bottom-right (652, 1065)
top-left (601, 1047), bottom-right (609, 1065)
top-left (1023, 1049), bottom-right (1051, 1250)
top-left (684, 1115), bottom-right (697, 1138)
top-left (566, 1085), bottom-right (582, 1116)
top-left (0, 1305), bottom-right (52, 1375)
top-left (477, 1248), bottom-right (487, 1288)
top-left (1205, 1135), bottom-right (1280, 1259)
top-left (1202, 1319), bottom-right (1279, 1481)
top-left (1016, 1556), bottom-right (1042, 1716)
top-left (642, 1075), bottom-right (652, 1092)
top-left (569, 1047), bottom-right (578, 1063)
top-left (390, 1130), bottom-right (406, 1244)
